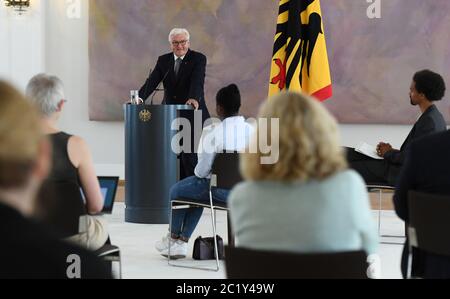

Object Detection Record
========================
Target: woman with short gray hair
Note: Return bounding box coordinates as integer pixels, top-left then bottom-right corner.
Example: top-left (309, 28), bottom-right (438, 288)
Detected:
top-left (26, 73), bottom-right (109, 251)
top-left (26, 74), bottom-right (65, 117)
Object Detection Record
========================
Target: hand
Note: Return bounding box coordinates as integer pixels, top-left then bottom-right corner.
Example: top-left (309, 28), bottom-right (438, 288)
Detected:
top-left (186, 99), bottom-right (199, 110)
top-left (376, 142), bottom-right (393, 157)
top-left (128, 97), bottom-right (144, 105)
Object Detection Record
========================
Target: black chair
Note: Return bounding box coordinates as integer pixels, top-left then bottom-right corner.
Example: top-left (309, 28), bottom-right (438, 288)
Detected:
top-left (225, 246), bottom-right (369, 279)
top-left (407, 191), bottom-right (450, 278)
top-left (169, 152), bottom-right (242, 271)
top-left (37, 181), bottom-right (122, 278)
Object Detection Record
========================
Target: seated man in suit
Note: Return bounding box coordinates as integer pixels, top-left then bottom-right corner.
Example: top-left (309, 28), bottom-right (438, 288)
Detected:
top-left (394, 130), bottom-right (450, 279)
top-left (0, 81), bottom-right (110, 279)
top-left (347, 70), bottom-right (447, 185)
top-left (155, 84), bottom-right (254, 259)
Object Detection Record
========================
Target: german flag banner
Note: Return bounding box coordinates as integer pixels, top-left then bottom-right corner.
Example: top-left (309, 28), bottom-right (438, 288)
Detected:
top-left (269, 0), bottom-right (332, 101)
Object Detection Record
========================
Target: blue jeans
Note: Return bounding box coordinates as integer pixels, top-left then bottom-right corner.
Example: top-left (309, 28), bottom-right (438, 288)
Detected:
top-left (169, 176), bottom-right (229, 239)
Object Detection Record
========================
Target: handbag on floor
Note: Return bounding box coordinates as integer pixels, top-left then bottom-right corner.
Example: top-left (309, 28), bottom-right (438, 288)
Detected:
top-left (193, 235), bottom-right (224, 260)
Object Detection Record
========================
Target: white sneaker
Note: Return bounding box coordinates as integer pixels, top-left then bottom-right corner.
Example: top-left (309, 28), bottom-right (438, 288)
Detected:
top-left (155, 233), bottom-right (176, 252)
top-left (161, 240), bottom-right (188, 259)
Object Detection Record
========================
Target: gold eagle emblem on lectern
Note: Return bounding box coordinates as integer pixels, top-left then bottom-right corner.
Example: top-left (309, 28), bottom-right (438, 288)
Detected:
top-left (139, 109), bottom-right (152, 122)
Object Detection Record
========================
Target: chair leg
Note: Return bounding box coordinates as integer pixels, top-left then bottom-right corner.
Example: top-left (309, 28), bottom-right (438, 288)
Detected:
top-left (168, 202), bottom-right (174, 265)
top-left (117, 252), bottom-right (122, 279)
top-left (101, 253), bottom-right (122, 279)
top-left (209, 190), bottom-right (220, 272)
top-left (119, 256), bottom-right (122, 279)
top-left (407, 241), bottom-right (413, 279)
top-left (214, 210), bottom-right (217, 231)
top-left (167, 201), bottom-right (220, 272)
top-left (377, 189), bottom-right (406, 243)
top-left (227, 213), bottom-right (234, 248)
top-left (210, 210), bottom-right (220, 272)
top-left (378, 190), bottom-right (382, 235)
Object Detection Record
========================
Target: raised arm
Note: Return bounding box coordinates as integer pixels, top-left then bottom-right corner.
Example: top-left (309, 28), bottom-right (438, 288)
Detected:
top-left (384, 115), bottom-right (437, 165)
top-left (139, 57), bottom-right (165, 101)
top-left (188, 54), bottom-right (207, 103)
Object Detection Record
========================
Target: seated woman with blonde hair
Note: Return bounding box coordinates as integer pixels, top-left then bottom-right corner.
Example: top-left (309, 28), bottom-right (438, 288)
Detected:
top-left (229, 92), bottom-right (378, 256)
top-left (26, 74), bottom-right (108, 251)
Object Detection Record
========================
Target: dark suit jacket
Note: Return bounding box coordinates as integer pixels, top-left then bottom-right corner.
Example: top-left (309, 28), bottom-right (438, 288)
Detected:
top-left (139, 49), bottom-right (210, 122)
top-left (0, 203), bottom-right (111, 279)
top-left (384, 105), bottom-right (446, 183)
top-left (385, 105), bottom-right (446, 166)
top-left (394, 130), bottom-right (450, 278)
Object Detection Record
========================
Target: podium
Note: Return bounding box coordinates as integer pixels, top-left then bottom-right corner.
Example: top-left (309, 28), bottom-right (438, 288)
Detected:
top-left (124, 104), bottom-right (193, 224)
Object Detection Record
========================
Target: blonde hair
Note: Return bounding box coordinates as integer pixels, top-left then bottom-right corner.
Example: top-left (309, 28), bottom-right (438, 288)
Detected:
top-left (0, 81), bottom-right (42, 187)
top-left (241, 92), bottom-right (347, 182)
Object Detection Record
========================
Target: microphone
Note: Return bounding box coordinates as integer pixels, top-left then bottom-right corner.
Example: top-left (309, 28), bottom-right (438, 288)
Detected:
top-left (147, 68), bottom-right (170, 106)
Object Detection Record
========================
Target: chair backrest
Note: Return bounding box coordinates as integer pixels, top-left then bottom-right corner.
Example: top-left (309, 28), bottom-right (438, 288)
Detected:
top-left (37, 181), bottom-right (87, 238)
top-left (211, 152), bottom-right (243, 189)
top-left (408, 191), bottom-right (450, 256)
top-left (225, 246), bottom-right (368, 279)
top-left (366, 183), bottom-right (395, 192)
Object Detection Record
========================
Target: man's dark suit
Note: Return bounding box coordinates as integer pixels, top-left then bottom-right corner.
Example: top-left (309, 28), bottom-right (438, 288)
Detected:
top-left (0, 203), bottom-right (111, 279)
top-left (394, 130), bottom-right (450, 279)
top-left (347, 105), bottom-right (447, 185)
top-left (139, 49), bottom-right (210, 178)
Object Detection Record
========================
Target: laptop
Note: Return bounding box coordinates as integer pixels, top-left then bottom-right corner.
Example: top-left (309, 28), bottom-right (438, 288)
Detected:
top-left (80, 176), bottom-right (119, 214)
top-left (98, 176), bottom-right (119, 214)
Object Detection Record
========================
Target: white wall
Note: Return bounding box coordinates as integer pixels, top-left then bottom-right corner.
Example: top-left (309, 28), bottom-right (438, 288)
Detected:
top-left (45, 0), bottom-right (124, 178)
top-left (1, 0), bottom-right (416, 180)
top-left (340, 124), bottom-right (411, 150)
top-left (0, 0), bottom-right (45, 89)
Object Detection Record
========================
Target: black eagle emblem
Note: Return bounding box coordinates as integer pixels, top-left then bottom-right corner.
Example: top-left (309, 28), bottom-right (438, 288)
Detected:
top-left (271, 0), bottom-right (324, 89)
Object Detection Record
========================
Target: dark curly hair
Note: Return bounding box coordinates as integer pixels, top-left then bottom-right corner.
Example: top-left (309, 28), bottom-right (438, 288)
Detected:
top-left (216, 84), bottom-right (241, 117)
top-left (413, 70), bottom-right (446, 102)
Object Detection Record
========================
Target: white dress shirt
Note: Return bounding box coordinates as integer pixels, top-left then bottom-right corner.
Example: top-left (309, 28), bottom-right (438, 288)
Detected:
top-left (194, 116), bottom-right (254, 179)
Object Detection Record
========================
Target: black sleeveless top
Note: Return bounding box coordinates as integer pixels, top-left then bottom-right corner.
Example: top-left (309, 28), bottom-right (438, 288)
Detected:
top-left (47, 132), bottom-right (79, 185)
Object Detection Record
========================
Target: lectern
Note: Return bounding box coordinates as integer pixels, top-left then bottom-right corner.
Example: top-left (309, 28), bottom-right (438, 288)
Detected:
top-left (124, 104), bottom-right (193, 224)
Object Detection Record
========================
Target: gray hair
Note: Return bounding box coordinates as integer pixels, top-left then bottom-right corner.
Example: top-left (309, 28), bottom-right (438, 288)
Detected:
top-left (25, 74), bottom-right (65, 117)
top-left (168, 28), bottom-right (190, 43)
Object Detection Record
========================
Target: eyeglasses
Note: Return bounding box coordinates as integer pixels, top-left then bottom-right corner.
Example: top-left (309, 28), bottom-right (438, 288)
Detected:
top-left (172, 40), bottom-right (189, 46)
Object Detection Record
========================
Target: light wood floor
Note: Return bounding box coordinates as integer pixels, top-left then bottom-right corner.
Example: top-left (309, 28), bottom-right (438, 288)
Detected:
top-left (115, 185), bottom-right (395, 210)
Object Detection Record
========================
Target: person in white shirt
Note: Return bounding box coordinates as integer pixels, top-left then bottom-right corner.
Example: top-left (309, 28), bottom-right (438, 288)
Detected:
top-left (155, 84), bottom-right (253, 259)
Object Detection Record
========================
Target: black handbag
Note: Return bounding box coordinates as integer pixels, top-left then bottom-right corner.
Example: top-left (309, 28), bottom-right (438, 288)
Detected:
top-left (193, 235), bottom-right (225, 260)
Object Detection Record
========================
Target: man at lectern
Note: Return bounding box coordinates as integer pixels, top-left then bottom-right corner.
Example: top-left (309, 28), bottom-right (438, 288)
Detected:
top-left (139, 28), bottom-right (210, 179)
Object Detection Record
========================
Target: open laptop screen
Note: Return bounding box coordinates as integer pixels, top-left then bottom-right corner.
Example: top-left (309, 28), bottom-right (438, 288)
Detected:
top-left (98, 176), bottom-right (119, 214)
top-left (80, 176), bottom-right (119, 214)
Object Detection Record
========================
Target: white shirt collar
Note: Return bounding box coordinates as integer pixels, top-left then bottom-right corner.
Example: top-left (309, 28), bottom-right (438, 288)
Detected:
top-left (223, 116), bottom-right (245, 124)
top-left (174, 54), bottom-right (185, 61)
